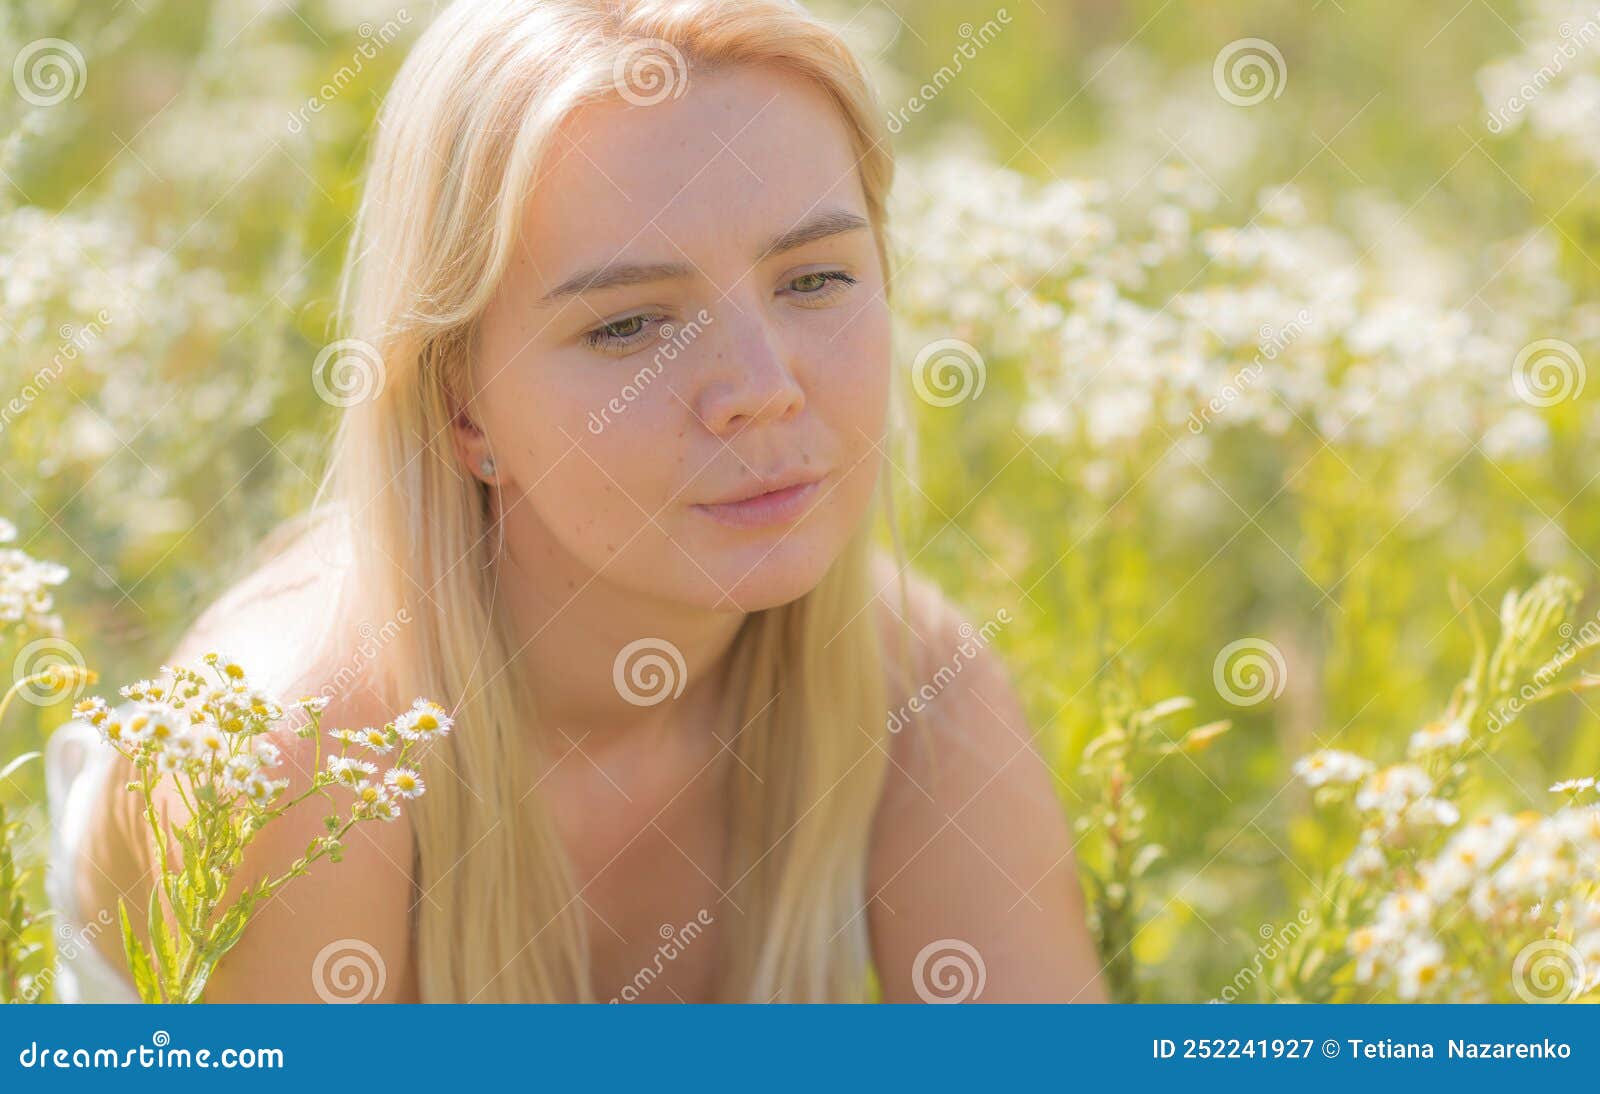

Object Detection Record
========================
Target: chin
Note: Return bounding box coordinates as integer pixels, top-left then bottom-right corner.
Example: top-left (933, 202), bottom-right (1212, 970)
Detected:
top-left (690, 535), bottom-right (844, 613)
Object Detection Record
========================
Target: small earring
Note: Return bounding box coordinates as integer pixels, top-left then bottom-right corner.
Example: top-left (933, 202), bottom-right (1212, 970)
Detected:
top-left (478, 455), bottom-right (497, 480)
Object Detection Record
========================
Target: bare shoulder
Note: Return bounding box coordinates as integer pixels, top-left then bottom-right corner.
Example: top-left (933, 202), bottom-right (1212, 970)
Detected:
top-left (81, 532), bottom-right (420, 1002)
top-left (864, 549), bottom-right (1107, 1002)
top-left (868, 549), bottom-right (1030, 769)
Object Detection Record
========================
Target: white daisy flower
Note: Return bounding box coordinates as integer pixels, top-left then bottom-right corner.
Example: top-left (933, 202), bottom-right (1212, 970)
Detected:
top-left (1355, 764), bottom-right (1433, 814)
top-left (1292, 749), bottom-right (1374, 788)
top-left (327, 756), bottom-right (378, 785)
top-left (241, 772), bottom-right (287, 805)
top-left (223, 755), bottom-right (259, 788)
top-left (193, 723), bottom-right (227, 757)
top-left (204, 651), bottom-right (249, 685)
top-left (349, 780), bottom-right (393, 818)
top-left (1407, 718), bottom-right (1469, 756)
top-left (1550, 777), bottom-right (1596, 794)
top-left (1395, 939), bottom-right (1447, 1000)
top-left (384, 767), bottom-right (425, 799)
top-left (355, 726), bottom-right (397, 754)
top-left (394, 698), bottom-right (453, 741)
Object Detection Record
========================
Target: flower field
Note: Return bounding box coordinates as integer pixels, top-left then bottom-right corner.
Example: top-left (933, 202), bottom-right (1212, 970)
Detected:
top-left (3, 0), bottom-right (1599, 1002)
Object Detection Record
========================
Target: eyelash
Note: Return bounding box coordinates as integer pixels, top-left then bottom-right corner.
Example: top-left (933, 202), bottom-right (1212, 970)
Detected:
top-left (579, 271), bottom-right (859, 353)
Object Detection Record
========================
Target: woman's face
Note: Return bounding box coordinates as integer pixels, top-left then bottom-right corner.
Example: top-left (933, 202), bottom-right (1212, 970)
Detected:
top-left (462, 64), bottom-right (891, 613)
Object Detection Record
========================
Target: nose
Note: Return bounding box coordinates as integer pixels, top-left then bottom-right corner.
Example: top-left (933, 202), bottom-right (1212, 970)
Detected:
top-left (693, 310), bottom-right (804, 436)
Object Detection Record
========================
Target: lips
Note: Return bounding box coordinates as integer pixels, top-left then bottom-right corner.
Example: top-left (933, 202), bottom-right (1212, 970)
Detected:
top-left (693, 471), bottom-right (827, 529)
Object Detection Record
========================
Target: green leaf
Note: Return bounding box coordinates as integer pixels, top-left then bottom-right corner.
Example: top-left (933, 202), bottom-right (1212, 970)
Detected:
top-left (0, 751), bottom-right (41, 784)
top-left (117, 898), bottom-right (162, 1004)
top-left (147, 883), bottom-right (180, 998)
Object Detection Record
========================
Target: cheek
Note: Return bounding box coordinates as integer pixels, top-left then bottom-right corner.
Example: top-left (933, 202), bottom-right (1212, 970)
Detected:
top-left (811, 302), bottom-right (892, 458)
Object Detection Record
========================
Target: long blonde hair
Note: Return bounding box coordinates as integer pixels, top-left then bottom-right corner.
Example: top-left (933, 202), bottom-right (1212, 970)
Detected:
top-left (304, 0), bottom-right (906, 1001)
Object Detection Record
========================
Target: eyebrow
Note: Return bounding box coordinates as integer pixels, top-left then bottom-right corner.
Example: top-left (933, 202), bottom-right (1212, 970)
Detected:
top-left (537, 207), bottom-right (870, 306)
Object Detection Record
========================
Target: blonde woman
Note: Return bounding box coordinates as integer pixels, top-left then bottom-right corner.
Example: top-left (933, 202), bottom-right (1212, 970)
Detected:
top-left (68, 0), bottom-right (1105, 1003)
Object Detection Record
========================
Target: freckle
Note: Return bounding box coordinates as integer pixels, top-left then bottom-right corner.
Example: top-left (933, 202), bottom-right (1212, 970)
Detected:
top-left (801, 454), bottom-right (811, 466)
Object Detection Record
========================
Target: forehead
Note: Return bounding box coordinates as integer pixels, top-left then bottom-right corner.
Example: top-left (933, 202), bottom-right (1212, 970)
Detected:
top-left (519, 64), bottom-right (868, 282)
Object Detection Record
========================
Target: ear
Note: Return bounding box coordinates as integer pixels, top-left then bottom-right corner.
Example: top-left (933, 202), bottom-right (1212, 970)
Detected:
top-left (448, 382), bottom-right (493, 483)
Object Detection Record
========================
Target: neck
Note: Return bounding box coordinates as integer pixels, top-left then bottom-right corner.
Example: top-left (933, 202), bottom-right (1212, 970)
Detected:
top-left (489, 514), bottom-right (749, 753)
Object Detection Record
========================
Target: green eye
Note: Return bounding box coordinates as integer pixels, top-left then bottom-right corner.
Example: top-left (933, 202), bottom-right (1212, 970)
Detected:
top-left (603, 316), bottom-right (646, 338)
top-left (583, 312), bottom-right (663, 352)
top-left (784, 270), bottom-right (857, 304)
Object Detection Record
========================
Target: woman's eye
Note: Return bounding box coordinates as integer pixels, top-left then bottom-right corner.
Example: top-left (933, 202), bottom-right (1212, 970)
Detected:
top-left (784, 270), bottom-right (857, 305)
top-left (582, 313), bottom-right (664, 353)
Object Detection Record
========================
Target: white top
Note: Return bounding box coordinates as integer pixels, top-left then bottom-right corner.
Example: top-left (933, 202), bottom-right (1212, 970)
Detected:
top-left (43, 718), bottom-right (141, 1003)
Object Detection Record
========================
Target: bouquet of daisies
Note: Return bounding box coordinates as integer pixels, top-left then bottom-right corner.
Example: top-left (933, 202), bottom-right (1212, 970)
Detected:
top-left (67, 652), bottom-right (452, 1003)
